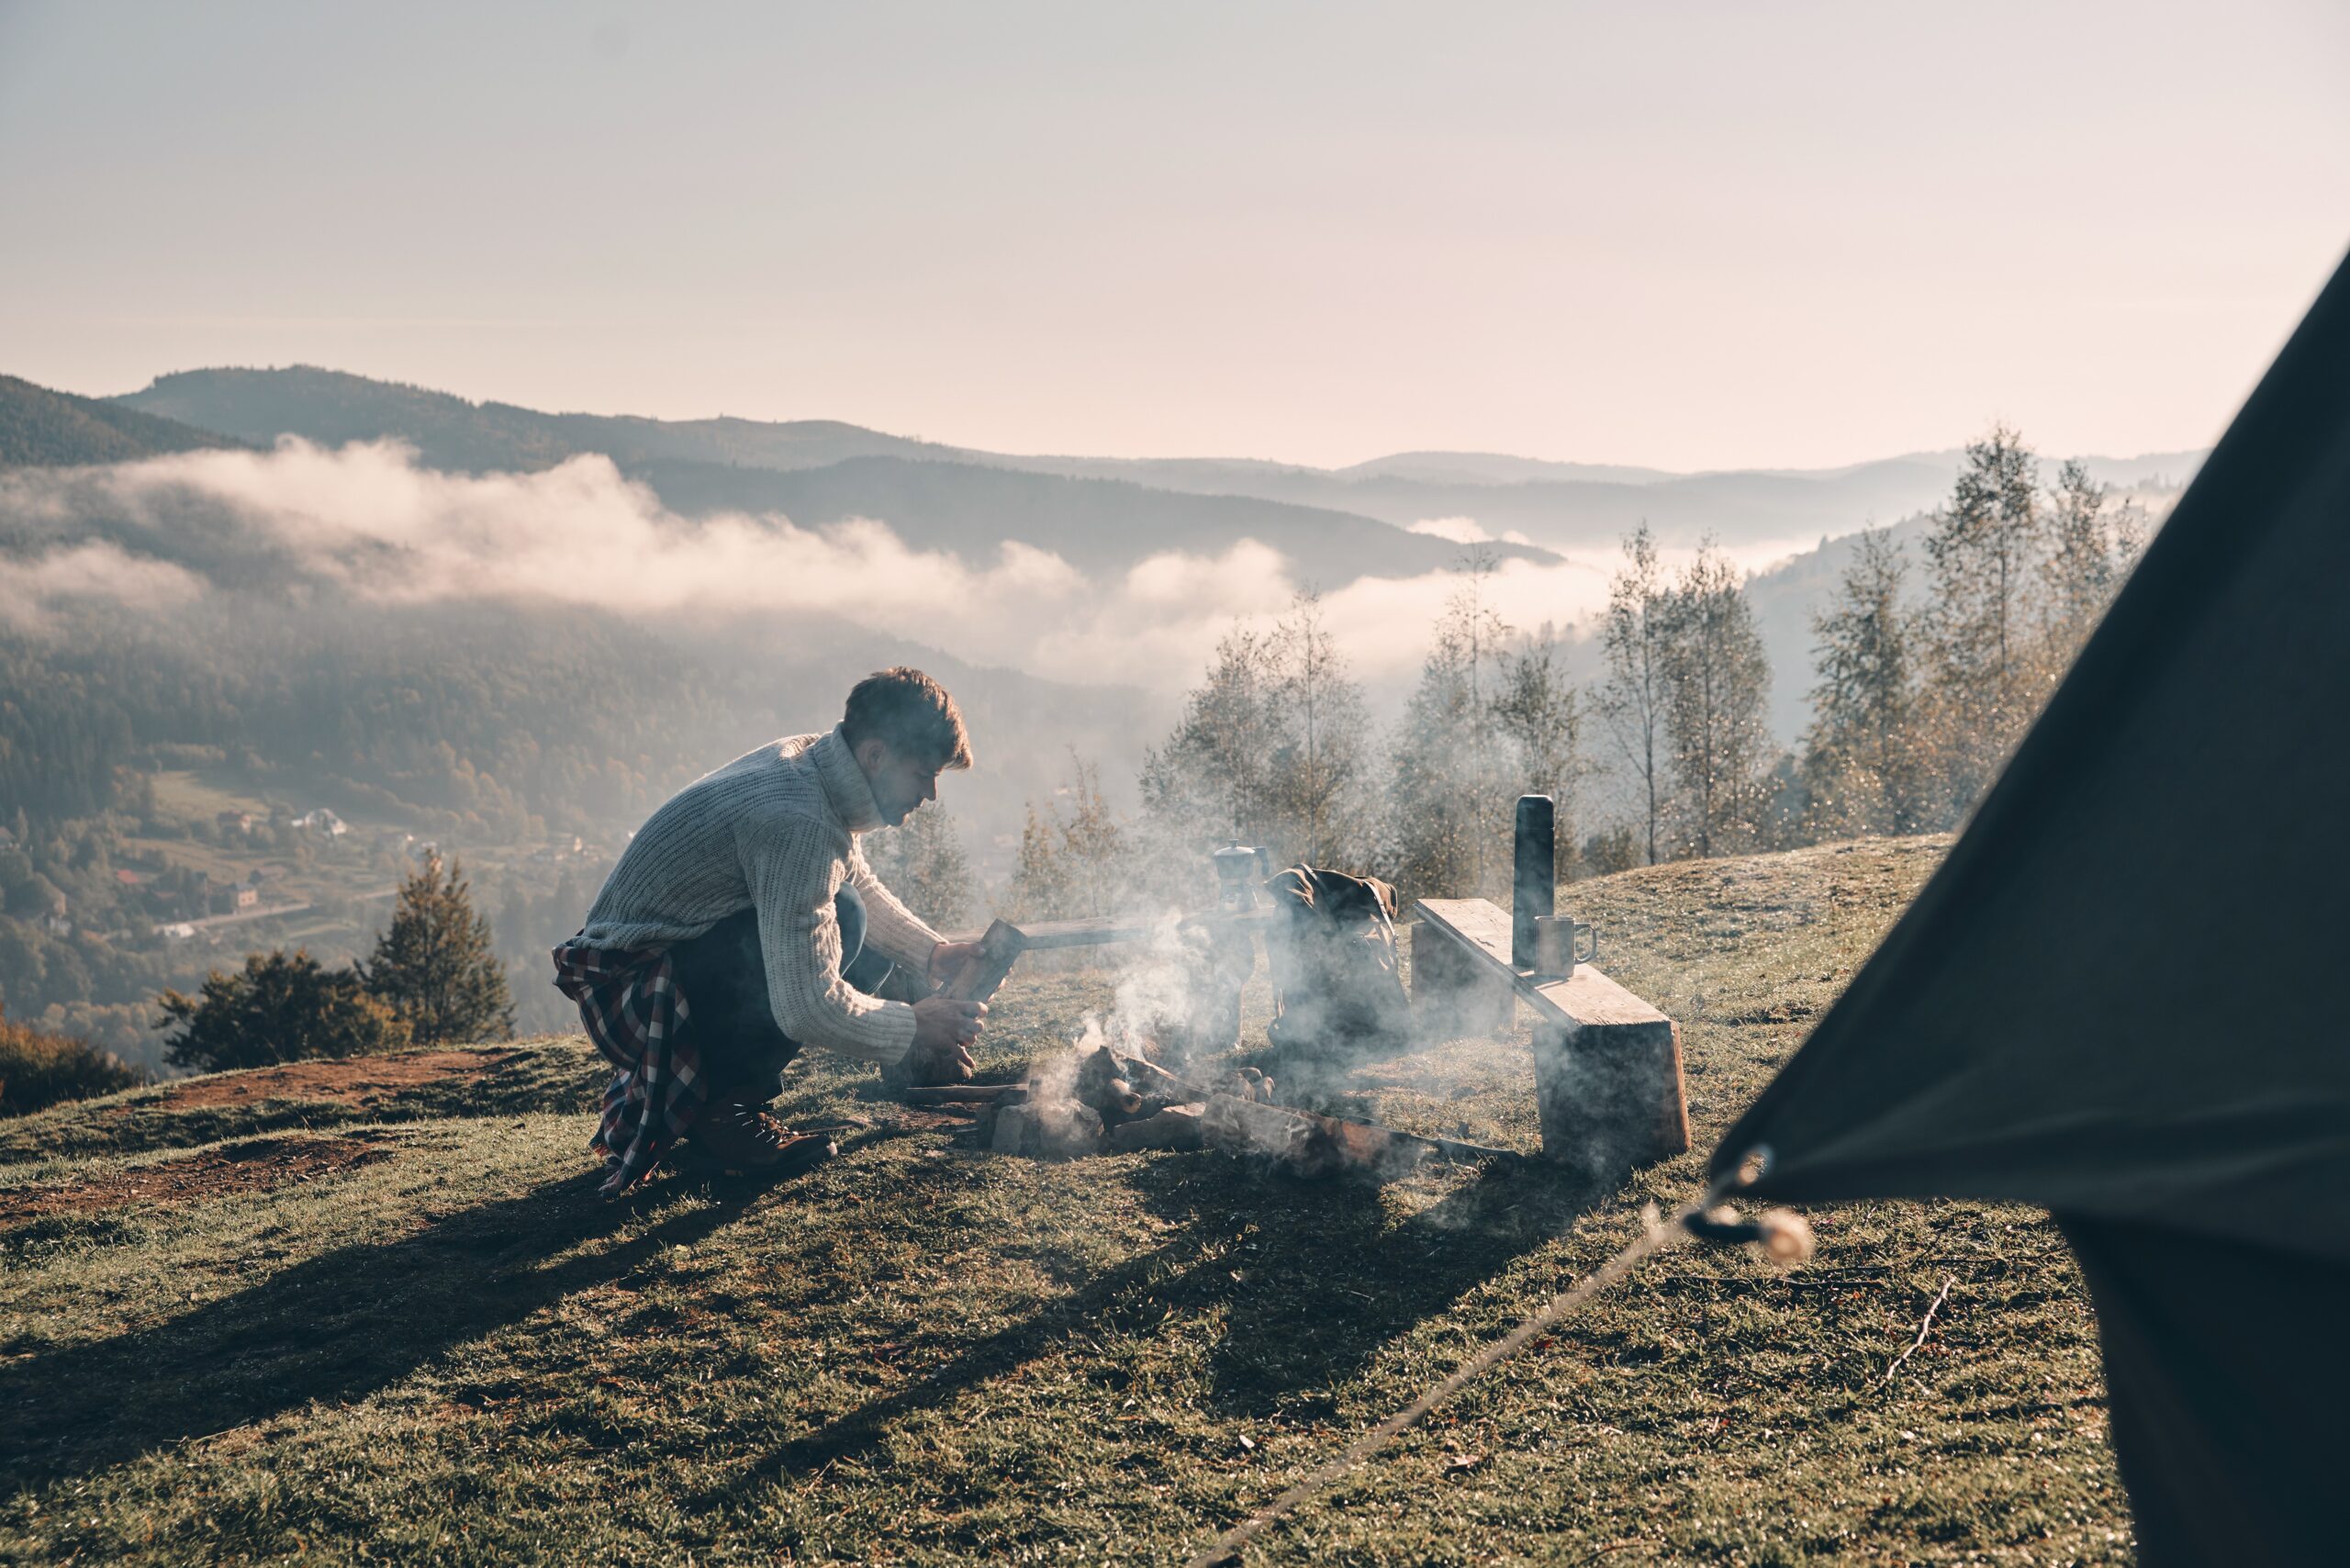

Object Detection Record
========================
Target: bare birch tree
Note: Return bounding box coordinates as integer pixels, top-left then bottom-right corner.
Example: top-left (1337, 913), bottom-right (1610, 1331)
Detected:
top-left (1265, 588), bottom-right (1370, 863)
top-left (1387, 552), bottom-right (1513, 898)
top-left (1490, 627), bottom-right (1584, 863)
top-left (1920, 423), bottom-right (2045, 810)
top-left (1594, 525), bottom-right (1672, 864)
top-left (1658, 542), bottom-right (1773, 857)
top-left (1800, 526), bottom-right (1921, 836)
top-left (1138, 626), bottom-right (1283, 846)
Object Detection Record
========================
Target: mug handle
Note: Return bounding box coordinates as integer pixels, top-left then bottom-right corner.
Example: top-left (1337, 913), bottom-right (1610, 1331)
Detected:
top-left (1575, 922), bottom-right (1599, 966)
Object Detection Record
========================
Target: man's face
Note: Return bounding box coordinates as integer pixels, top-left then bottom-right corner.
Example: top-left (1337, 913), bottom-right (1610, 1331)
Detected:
top-left (855, 739), bottom-right (945, 826)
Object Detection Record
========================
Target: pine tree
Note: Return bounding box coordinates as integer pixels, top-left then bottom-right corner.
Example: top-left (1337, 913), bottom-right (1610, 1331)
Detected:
top-left (2042, 458), bottom-right (2115, 643)
top-left (2040, 457), bottom-right (2150, 669)
top-left (361, 855), bottom-right (515, 1046)
top-left (863, 801), bottom-right (976, 930)
top-left (1140, 589), bottom-right (1372, 873)
top-left (1801, 527), bottom-right (1921, 836)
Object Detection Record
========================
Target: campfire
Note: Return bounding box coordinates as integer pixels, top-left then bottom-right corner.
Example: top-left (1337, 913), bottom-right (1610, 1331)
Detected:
top-left (901, 819), bottom-right (1683, 1184)
top-left (905, 1038), bottom-right (1505, 1180)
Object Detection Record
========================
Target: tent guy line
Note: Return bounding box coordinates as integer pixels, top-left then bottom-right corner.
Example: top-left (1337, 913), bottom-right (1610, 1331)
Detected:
top-left (1182, 1173), bottom-right (1751, 1568)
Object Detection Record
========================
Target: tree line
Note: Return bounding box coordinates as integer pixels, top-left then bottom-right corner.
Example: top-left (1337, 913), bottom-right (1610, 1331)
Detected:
top-left (975, 424), bottom-right (2150, 914)
top-left (157, 855), bottom-right (513, 1075)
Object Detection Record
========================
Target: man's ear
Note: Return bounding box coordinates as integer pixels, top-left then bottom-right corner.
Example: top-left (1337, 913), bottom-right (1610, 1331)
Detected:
top-left (852, 735), bottom-right (891, 774)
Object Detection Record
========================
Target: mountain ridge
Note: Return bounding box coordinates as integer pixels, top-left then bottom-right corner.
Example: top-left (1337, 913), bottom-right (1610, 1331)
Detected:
top-left (117, 365), bottom-right (2205, 556)
top-left (0, 374), bottom-right (250, 467)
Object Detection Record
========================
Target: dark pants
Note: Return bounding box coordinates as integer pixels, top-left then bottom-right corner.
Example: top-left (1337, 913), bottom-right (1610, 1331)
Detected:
top-left (667, 885), bottom-right (893, 1103)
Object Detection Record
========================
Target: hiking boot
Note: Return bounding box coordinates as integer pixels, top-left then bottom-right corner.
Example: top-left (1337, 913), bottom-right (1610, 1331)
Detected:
top-left (685, 1100), bottom-right (836, 1177)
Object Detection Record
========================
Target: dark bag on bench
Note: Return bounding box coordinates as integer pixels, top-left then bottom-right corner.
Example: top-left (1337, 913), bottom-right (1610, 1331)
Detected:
top-left (1264, 866), bottom-right (1414, 1057)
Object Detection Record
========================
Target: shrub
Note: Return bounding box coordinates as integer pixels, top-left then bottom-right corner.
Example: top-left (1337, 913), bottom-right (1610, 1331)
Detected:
top-left (362, 856), bottom-right (513, 1046)
top-left (0, 1012), bottom-right (144, 1116)
top-left (158, 949), bottom-right (407, 1074)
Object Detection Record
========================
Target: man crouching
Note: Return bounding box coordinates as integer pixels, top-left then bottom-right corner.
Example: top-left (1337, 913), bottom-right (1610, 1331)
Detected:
top-left (553, 667), bottom-right (987, 1195)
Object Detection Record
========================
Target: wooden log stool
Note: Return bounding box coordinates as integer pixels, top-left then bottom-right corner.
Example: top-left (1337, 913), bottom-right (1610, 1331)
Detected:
top-left (1412, 895), bottom-right (1690, 1183)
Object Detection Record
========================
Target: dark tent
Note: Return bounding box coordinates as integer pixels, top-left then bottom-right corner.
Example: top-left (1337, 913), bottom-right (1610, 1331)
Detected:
top-left (1707, 251), bottom-right (2350, 1568)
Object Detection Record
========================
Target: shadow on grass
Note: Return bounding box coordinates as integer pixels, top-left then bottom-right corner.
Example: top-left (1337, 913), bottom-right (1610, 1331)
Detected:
top-left (683, 1222), bottom-right (1227, 1516)
top-left (0, 1167), bottom-right (761, 1489)
top-left (690, 1142), bottom-right (1607, 1510)
top-left (1144, 1154), bottom-right (1610, 1421)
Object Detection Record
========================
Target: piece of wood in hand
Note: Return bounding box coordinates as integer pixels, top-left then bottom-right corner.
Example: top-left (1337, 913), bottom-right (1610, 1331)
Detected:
top-left (942, 918), bottom-right (1025, 1003)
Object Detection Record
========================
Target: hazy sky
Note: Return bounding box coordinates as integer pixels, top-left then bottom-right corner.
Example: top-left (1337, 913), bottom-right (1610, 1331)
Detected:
top-left (2, 1), bottom-right (2344, 470)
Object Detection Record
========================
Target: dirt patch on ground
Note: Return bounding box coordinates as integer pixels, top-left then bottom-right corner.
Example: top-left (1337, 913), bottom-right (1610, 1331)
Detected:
top-left (0, 1135), bottom-right (389, 1225)
top-left (154, 1049), bottom-right (519, 1111)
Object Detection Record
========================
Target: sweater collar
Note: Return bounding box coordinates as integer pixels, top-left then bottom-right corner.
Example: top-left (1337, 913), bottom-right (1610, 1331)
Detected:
top-left (811, 725), bottom-right (887, 834)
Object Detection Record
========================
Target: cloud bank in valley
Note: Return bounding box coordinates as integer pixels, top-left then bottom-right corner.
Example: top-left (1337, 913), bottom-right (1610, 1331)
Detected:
top-left (0, 540), bottom-right (207, 631)
top-left (0, 440), bottom-right (1779, 690)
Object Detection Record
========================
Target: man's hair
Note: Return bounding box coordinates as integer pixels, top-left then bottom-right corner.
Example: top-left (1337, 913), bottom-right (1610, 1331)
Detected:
top-left (842, 667), bottom-right (974, 769)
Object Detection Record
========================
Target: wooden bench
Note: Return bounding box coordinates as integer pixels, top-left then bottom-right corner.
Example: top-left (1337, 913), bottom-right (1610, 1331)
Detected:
top-left (1412, 896), bottom-right (1691, 1179)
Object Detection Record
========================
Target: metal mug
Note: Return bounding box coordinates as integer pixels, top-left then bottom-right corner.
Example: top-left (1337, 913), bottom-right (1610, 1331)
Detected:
top-left (1530, 914), bottom-right (1598, 978)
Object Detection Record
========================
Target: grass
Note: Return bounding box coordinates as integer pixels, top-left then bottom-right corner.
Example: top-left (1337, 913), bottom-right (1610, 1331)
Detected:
top-left (146, 770), bottom-right (274, 828)
top-left (0, 837), bottom-right (2132, 1564)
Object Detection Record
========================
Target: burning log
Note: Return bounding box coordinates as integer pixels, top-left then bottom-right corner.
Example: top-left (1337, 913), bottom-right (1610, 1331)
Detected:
top-left (1202, 1093), bottom-right (1332, 1172)
top-left (1219, 1066), bottom-right (1274, 1103)
top-left (1201, 1089), bottom-right (1521, 1176)
top-left (1074, 1047), bottom-right (1147, 1120)
top-left (979, 1042), bottom-right (1516, 1174)
top-left (1199, 1093), bottom-right (1447, 1180)
top-left (1113, 1050), bottom-right (1203, 1101)
top-left (1106, 1103), bottom-right (1206, 1153)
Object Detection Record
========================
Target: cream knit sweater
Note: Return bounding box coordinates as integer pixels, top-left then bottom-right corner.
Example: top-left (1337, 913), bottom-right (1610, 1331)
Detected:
top-left (576, 726), bottom-right (945, 1064)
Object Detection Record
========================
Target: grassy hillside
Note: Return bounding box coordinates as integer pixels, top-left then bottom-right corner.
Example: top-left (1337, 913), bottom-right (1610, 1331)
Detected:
top-left (0, 373), bottom-right (247, 466)
top-left (0, 838), bottom-right (2132, 1564)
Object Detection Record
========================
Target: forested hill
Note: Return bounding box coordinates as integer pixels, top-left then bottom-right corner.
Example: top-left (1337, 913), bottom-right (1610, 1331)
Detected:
top-left (0, 375), bottom-right (248, 467)
top-left (0, 591), bottom-right (1155, 846)
top-left (119, 365), bottom-right (955, 475)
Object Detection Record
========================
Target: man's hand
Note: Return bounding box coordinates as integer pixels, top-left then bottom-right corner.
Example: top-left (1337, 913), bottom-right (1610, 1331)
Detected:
top-left (895, 994), bottom-right (983, 1086)
top-left (927, 939), bottom-right (986, 985)
top-left (912, 994), bottom-right (985, 1048)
